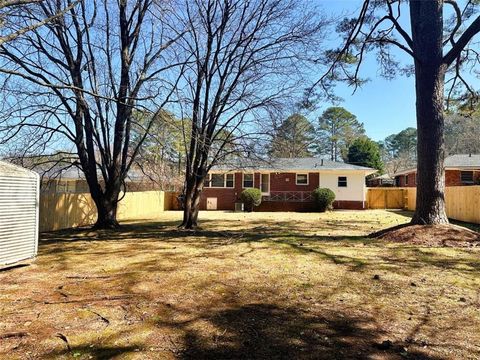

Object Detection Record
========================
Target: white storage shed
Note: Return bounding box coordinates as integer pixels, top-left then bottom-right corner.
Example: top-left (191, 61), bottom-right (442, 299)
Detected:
top-left (0, 160), bottom-right (40, 267)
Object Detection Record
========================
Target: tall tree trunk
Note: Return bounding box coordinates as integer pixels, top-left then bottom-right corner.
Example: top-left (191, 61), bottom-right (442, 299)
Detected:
top-left (93, 193), bottom-right (120, 229)
top-left (180, 176), bottom-right (203, 229)
top-left (410, 0), bottom-right (449, 225)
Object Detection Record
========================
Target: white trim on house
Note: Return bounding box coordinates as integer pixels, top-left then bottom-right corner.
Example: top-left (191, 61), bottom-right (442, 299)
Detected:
top-left (242, 172), bottom-right (254, 188)
top-left (296, 173), bottom-right (309, 185)
top-left (260, 173), bottom-right (270, 195)
top-left (206, 173), bottom-right (235, 188)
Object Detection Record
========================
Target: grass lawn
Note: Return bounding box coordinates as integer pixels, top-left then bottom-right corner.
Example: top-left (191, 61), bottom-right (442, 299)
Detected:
top-left (1, 210), bottom-right (480, 359)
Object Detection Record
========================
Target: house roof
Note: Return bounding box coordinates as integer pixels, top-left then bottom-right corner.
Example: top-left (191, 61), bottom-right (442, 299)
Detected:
top-left (394, 154), bottom-right (480, 176)
top-left (369, 174), bottom-right (393, 180)
top-left (0, 160), bottom-right (38, 178)
top-left (212, 157), bottom-right (377, 174)
top-left (2, 160), bottom-right (154, 183)
top-left (444, 154), bottom-right (480, 168)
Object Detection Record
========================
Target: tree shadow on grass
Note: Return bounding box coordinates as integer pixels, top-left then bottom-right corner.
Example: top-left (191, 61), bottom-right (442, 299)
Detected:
top-left (45, 345), bottom-right (139, 360)
top-left (39, 215), bottom-right (395, 244)
top-left (41, 301), bottom-right (445, 359)
top-left (162, 302), bottom-right (441, 360)
top-left (38, 216), bottom-right (480, 278)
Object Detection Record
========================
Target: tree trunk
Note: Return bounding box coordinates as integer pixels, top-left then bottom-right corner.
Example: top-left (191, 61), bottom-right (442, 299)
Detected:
top-left (92, 192), bottom-right (120, 229)
top-left (180, 176), bottom-right (203, 229)
top-left (409, 0), bottom-right (449, 225)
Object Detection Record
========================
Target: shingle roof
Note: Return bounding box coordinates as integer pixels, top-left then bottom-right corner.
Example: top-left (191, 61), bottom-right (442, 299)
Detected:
top-left (13, 162), bottom-right (154, 182)
top-left (393, 154), bottom-right (480, 176)
top-left (212, 157), bottom-right (376, 173)
top-left (444, 154), bottom-right (480, 168)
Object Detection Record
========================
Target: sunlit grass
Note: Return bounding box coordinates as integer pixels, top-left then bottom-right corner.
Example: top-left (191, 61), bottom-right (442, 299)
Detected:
top-left (1, 210), bottom-right (479, 359)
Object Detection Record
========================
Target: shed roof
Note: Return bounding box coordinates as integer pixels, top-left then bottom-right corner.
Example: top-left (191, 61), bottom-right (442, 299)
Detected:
top-left (0, 160), bottom-right (38, 178)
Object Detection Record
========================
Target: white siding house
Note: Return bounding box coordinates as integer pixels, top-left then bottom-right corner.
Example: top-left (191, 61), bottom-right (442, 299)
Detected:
top-left (318, 171), bottom-right (368, 202)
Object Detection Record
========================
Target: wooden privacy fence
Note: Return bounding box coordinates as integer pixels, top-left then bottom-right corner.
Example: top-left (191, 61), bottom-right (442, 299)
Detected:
top-left (39, 190), bottom-right (172, 232)
top-left (367, 186), bottom-right (480, 224)
top-left (367, 188), bottom-right (407, 209)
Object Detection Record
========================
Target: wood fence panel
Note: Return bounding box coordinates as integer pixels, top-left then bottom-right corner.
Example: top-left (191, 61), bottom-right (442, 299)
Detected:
top-left (117, 191), bottom-right (165, 221)
top-left (40, 190), bottom-right (167, 232)
top-left (406, 188), bottom-right (416, 211)
top-left (367, 189), bottom-right (386, 209)
top-left (164, 191), bottom-right (181, 210)
top-left (367, 188), bottom-right (406, 209)
top-left (368, 186), bottom-right (480, 224)
top-left (445, 186), bottom-right (480, 224)
top-left (385, 189), bottom-right (405, 209)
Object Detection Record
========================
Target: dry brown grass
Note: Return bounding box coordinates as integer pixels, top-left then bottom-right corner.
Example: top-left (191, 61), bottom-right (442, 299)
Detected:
top-left (1, 210), bottom-right (480, 359)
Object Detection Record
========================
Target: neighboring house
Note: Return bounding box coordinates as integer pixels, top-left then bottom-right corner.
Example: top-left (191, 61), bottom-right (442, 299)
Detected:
top-left (202, 158), bottom-right (376, 211)
top-left (31, 165), bottom-right (163, 193)
top-left (394, 154), bottom-right (480, 187)
top-left (367, 174), bottom-right (394, 187)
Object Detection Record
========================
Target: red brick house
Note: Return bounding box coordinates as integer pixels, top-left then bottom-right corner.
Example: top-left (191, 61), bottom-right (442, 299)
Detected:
top-left (394, 154), bottom-right (480, 187)
top-left (201, 158), bottom-right (376, 211)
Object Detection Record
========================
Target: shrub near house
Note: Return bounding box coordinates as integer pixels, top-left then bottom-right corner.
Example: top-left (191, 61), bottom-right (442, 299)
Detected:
top-left (313, 188), bottom-right (336, 212)
top-left (240, 188), bottom-right (262, 212)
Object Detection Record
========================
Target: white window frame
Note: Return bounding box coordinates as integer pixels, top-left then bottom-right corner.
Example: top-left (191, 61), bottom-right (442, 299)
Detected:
top-left (225, 173), bottom-right (235, 188)
top-left (242, 173), bottom-right (254, 188)
top-left (260, 173), bottom-right (270, 195)
top-left (338, 176), bottom-right (348, 188)
top-left (296, 173), bottom-right (309, 185)
top-left (209, 173), bottom-right (226, 188)
top-left (204, 174), bottom-right (210, 187)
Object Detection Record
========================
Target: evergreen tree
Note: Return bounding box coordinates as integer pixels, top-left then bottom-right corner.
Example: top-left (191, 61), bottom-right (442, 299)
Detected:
top-left (269, 114), bottom-right (315, 158)
top-left (347, 137), bottom-right (384, 172)
top-left (316, 107), bottom-right (365, 161)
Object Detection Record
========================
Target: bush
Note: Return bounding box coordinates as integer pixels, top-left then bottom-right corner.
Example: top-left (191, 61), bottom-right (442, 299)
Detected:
top-left (240, 188), bottom-right (262, 212)
top-left (313, 187), bottom-right (335, 212)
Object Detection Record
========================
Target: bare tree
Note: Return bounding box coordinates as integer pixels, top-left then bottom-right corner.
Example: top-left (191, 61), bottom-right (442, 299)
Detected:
top-left (0, 0), bottom-right (78, 46)
top-left (445, 112), bottom-right (480, 155)
top-left (313, 0), bottom-right (480, 225)
top-left (0, 0), bottom-right (183, 228)
top-left (173, 0), bottom-right (324, 229)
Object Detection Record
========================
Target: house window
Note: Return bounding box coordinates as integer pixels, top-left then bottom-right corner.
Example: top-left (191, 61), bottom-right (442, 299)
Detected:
top-left (226, 173), bottom-right (234, 188)
top-left (338, 176), bottom-right (347, 187)
top-left (260, 173), bottom-right (270, 194)
top-left (296, 173), bottom-right (308, 185)
top-left (461, 171), bottom-right (474, 184)
top-left (243, 173), bottom-right (254, 188)
top-left (405, 175), bottom-right (409, 186)
top-left (211, 173), bottom-right (225, 187)
top-left (395, 177), bottom-right (401, 187)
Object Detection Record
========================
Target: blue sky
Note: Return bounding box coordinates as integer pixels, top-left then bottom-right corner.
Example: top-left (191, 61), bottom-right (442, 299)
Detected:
top-left (315, 0), bottom-right (417, 141)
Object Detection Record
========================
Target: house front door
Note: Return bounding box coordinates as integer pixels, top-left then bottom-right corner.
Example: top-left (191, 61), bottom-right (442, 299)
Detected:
top-left (206, 197), bottom-right (217, 210)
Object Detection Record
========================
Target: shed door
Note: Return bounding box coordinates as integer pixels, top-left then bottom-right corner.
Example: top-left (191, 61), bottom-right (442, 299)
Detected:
top-left (206, 197), bottom-right (217, 210)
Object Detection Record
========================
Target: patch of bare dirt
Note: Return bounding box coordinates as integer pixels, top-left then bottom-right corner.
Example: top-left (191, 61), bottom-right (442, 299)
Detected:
top-left (373, 224), bottom-right (480, 247)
